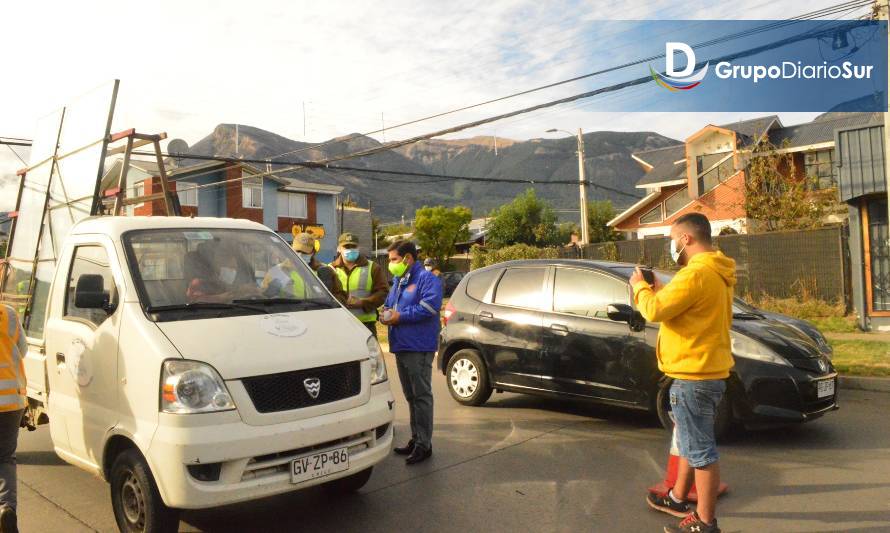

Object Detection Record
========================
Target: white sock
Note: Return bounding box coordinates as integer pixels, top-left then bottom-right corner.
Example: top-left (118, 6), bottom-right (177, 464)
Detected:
top-left (668, 489), bottom-right (684, 504)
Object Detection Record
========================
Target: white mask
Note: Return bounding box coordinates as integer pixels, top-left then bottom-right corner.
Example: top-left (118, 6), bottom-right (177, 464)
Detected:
top-left (219, 266), bottom-right (236, 285)
top-left (425, 266), bottom-right (433, 272)
top-left (670, 236), bottom-right (687, 264)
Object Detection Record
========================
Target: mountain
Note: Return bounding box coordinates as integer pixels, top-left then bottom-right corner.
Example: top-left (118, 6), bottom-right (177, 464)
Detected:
top-left (181, 124), bottom-right (678, 220)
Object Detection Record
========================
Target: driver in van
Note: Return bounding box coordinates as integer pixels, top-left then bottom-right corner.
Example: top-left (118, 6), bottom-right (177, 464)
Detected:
top-left (185, 240), bottom-right (259, 303)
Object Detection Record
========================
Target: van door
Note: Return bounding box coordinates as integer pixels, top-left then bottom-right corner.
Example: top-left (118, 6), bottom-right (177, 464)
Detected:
top-left (44, 239), bottom-right (121, 466)
top-left (475, 267), bottom-right (549, 391)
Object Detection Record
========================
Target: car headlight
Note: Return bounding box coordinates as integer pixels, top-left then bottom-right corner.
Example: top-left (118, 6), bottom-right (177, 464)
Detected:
top-left (731, 332), bottom-right (791, 367)
top-left (368, 336), bottom-right (388, 384)
top-left (161, 360), bottom-right (236, 414)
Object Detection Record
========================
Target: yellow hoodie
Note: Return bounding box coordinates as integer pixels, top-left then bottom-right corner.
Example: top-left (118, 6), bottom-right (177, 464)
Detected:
top-left (633, 251), bottom-right (736, 380)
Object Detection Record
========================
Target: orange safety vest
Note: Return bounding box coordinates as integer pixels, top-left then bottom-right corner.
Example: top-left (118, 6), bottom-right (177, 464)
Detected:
top-left (0, 305), bottom-right (27, 412)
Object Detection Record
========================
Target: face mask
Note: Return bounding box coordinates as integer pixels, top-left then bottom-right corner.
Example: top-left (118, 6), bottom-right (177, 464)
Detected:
top-left (389, 259), bottom-right (408, 278)
top-left (297, 252), bottom-right (313, 264)
top-left (343, 249), bottom-right (360, 263)
top-left (670, 236), bottom-right (687, 265)
top-left (219, 267), bottom-right (236, 285)
top-left (425, 266), bottom-right (433, 272)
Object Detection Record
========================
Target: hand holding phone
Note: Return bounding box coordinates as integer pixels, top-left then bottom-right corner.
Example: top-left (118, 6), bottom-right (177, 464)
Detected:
top-left (641, 267), bottom-right (655, 285)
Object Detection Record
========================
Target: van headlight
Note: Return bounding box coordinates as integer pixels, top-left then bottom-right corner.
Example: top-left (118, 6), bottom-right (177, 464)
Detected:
top-left (161, 360), bottom-right (236, 414)
top-left (731, 332), bottom-right (791, 367)
top-left (368, 336), bottom-right (388, 384)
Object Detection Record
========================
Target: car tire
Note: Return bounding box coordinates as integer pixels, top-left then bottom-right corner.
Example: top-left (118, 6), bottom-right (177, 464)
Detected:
top-left (446, 349), bottom-right (492, 406)
top-left (110, 449), bottom-right (179, 533)
top-left (325, 467), bottom-right (373, 494)
top-left (655, 378), bottom-right (734, 441)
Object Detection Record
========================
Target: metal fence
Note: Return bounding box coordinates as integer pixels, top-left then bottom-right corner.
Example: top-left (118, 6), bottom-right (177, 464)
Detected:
top-left (562, 226), bottom-right (849, 303)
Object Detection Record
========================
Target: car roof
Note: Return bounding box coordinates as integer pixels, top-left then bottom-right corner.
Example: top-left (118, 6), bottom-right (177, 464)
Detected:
top-left (72, 216), bottom-right (269, 239)
top-left (472, 259), bottom-right (641, 279)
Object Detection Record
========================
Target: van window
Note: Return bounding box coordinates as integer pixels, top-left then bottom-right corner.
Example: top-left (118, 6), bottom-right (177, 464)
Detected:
top-left (65, 245), bottom-right (115, 327)
top-left (493, 268), bottom-right (546, 310)
top-left (553, 268), bottom-right (629, 319)
top-left (465, 269), bottom-right (499, 301)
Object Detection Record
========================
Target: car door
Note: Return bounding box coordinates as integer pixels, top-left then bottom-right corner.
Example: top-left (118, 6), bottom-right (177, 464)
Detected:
top-left (475, 267), bottom-right (549, 391)
top-left (542, 267), bottom-right (647, 403)
top-left (45, 239), bottom-right (122, 465)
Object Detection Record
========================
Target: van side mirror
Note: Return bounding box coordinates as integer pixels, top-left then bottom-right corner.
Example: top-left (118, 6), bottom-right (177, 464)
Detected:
top-left (74, 274), bottom-right (116, 314)
top-left (607, 303), bottom-right (645, 331)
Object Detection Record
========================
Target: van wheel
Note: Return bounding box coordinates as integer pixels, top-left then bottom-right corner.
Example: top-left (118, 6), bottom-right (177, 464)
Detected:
top-left (446, 349), bottom-right (492, 406)
top-left (110, 449), bottom-right (179, 533)
top-left (655, 378), bottom-right (733, 441)
top-left (325, 467), bottom-right (373, 494)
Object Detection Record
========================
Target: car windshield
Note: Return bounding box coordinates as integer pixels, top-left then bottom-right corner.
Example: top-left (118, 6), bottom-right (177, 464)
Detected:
top-left (610, 266), bottom-right (751, 315)
top-left (123, 228), bottom-right (338, 321)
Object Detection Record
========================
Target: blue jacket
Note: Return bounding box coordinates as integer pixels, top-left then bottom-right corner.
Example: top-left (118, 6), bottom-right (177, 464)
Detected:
top-left (384, 262), bottom-right (442, 353)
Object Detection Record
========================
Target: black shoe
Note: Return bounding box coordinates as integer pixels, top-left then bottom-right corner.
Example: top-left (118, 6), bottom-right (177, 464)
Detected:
top-left (664, 511), bottom-right (720, 533)
top-left (405, 445), bottom-right (432, 465)
top-left (0, 506), bottom-right (18, 533)
top-left (647, 491), bottom-right (692, 518)
top-left (394, 439), bottom-right (415, 456)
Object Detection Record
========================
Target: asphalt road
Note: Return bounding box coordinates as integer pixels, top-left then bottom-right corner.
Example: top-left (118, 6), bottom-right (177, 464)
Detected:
top-left (16, 354), bottom-right (890, 532)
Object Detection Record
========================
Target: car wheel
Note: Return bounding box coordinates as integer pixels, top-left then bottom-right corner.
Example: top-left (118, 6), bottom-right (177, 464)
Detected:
top-left (655, 378), bottom-right (734, 441)
top-left (446, 349), bottom-right (492, 406)
top-left (325, 467), bottom-right (373, 494)
top-left (110, 449), bottom-right (179, 533)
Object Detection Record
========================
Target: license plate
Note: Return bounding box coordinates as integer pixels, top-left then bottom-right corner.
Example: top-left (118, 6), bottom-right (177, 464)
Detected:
top-left (817, 379), bottom-right (835, 398)
top-left (291, 447), bottom-right (349, 484)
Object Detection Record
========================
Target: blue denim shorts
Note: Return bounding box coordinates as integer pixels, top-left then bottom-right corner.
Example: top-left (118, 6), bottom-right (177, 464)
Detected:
top-left (670, 379), bottom-right (726, 468)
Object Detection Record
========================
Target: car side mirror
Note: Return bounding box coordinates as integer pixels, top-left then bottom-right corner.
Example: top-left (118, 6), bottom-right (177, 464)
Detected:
top-left (607, 303), bottom-right (645, 331)
top-left (74, 274), bottom-right (116, 314)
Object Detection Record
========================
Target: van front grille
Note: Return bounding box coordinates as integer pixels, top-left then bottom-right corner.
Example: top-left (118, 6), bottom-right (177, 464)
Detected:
top-left (242, 361), bottom-right (362, 413)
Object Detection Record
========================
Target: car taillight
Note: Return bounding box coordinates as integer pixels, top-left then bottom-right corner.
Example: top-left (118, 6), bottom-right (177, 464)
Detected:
top-left (443, 301), bottom-right (456, 326)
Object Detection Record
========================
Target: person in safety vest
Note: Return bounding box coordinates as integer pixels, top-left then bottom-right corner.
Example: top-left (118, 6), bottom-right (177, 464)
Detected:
top-left (329, 233), bottom-right (389, 338)
top-left (0, 305), bottom-right (26, 533)
top-left (290, 233), bottom-right (347, 305)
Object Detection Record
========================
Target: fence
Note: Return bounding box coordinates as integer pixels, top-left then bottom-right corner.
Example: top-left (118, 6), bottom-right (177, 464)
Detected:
top-left (561, 225), bottom-right (849, 304)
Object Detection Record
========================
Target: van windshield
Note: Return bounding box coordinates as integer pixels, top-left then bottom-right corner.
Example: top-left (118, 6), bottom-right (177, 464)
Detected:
top-left (123, 228), bottom-right (338, 321)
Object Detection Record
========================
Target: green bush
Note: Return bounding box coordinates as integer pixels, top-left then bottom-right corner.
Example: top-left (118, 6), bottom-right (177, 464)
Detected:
top-left (471, 244), bottom-right (559, 270)
top-left (746, 294), bottom-right (845, 321)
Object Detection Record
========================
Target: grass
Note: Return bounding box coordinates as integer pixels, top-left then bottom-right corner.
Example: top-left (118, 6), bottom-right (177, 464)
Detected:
top-left (809, 315), bottom-right (859, 334)
top-left (829, 339), bottom-right (890, 377)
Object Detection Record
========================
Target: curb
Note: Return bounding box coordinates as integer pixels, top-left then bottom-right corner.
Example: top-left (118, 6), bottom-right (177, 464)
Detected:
top-left (838, 375), bottom-right (890, 393)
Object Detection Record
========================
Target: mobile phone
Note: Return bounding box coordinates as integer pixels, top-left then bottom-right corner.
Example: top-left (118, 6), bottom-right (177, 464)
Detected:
top-left (641, 267), bottom-right (655, 285)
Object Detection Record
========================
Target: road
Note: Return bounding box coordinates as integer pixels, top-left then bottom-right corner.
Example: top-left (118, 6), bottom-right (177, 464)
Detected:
top-left (16, 353), bottom-right (890, 532)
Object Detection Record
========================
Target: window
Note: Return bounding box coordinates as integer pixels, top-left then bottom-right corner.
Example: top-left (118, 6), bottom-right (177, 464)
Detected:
top-left (177, 181), bottom-right (198, 207)
top-left (65, 245), bottom-right (115, 327)
top-left (696, 152), bottom-right (735, 196)
top-left (278, 192), bottom-right (308, 218)
top-left (639, 204), bottom-right (663, 225)
top-left (493, 268), bottom-right (546, 309)
top-left (804, 150), bottom-right (837, 190)
top-left (465, 268), bottom-right (500, 301)
top-left (553, 268), bottom-right (629, 319)
top-left (664, 186), bottom-right (690, 218)
top-left (242, 177), bottom-right (263, 208)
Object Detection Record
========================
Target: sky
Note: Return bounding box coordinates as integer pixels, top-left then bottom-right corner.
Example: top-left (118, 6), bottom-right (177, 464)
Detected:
top-left (0, 0), bottom-right (876, 211)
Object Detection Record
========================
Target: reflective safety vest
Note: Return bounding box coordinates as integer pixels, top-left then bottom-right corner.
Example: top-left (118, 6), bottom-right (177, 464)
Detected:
top-left (0, 305), bottom-right (27, 412)
top-left (334, 264), bottom-right (376, 323)
top-left (265, 264), bottom-right (307, 299)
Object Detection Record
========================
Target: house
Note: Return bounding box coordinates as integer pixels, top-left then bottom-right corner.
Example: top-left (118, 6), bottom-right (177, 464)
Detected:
top-left (455, 217), bottom-right (490, 254)
top-left (100, 159), bottom-right (344, 261)
top-left (608, 113), bottom-right (882, 239)
top-left (834, 116), bottom-right (888, 330)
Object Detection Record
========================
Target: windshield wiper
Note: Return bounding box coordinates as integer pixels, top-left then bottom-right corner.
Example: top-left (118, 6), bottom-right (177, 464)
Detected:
top-left (147, 301), bottom-right (269, 314)
top-left (233, 297), bottom-right (336, 310)
top-left (732, 311), bottom-right (764, 320)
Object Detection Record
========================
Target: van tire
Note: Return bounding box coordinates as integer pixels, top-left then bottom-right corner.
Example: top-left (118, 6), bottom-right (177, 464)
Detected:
top-left (655, 378), bottom-right (733, 441)
top-left (325, 467), bottom-right (373, 494)
top-left (110, 449), bottom-right (179, 533)
top-left (446, 349), bottom-right (492, 406)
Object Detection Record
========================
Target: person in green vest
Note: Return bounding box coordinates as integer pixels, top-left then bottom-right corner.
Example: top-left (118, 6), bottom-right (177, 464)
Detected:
top-left (291, 232), bottom-right (347, 305)
top-left (330, 233), bottom-right (389, 338)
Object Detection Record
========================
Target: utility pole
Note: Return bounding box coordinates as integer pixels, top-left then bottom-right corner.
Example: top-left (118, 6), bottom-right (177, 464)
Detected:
top-left (381, 112), bottom-right (386, 143)
top-left (576, 128), bottom-right (590, 245)
top-left (881, 0), bottom-right (890, 230)
top-left (303, 101), bottom-right (307, 139)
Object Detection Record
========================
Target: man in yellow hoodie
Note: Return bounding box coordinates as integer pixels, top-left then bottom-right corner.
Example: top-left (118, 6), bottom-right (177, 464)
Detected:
top-left (630, 213), bottom-right (735, 533)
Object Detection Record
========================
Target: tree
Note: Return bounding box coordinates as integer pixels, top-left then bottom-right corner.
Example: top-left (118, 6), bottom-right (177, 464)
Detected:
top-left (486, 189), bottom-right (559, 248)
top-left (587, 200), bottom-right (622, 243)
top-left (743, 139), bottom-right (843, 232)
top-left (413, 205), bottom-right (472, 268)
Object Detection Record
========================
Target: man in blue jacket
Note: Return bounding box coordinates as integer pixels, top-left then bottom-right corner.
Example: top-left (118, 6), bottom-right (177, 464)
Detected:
top-left (380, 240), bottom-right (442, 465)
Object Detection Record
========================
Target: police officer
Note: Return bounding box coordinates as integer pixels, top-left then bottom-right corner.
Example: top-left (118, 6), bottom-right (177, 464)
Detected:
top-left (291, 233), bottom-right (347, 305)
top-left (330, 233), bottom-right (389, 338)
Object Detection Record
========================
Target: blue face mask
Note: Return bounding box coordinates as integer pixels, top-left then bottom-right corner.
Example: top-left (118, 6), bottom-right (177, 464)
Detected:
top-left (297, 252), bottom-right (313, 264)
top-left (343, 249), bottom-right (360, 263)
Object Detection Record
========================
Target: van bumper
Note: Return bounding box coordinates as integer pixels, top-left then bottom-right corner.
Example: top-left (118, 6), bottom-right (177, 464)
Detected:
top-left (147, 383), bottom-right (394, 509)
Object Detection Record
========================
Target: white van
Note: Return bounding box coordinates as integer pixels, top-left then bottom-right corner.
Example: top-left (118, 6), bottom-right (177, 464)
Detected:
top-left (22, 216), bottom-right (394, 532)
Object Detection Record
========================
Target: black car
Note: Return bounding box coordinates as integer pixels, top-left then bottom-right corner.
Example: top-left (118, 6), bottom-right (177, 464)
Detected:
top-left (440, 271), bottom-right (467, 298)
top-left (438, 259), bottom-right (838, 436)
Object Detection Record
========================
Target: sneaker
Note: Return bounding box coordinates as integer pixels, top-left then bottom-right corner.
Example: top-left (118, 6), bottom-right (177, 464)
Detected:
top-left (647, 491), bottom-right (692, 518)
top-left (664, 511), bottom-right (720, 533)
top-left (394, 439), bottom-right (415, 456)
top-left (0, 506), bottom-right (18, 533)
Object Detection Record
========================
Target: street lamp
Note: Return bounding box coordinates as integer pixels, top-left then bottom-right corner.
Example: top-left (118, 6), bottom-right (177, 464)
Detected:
top-left (546, 128), bottom-right (590, 245)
